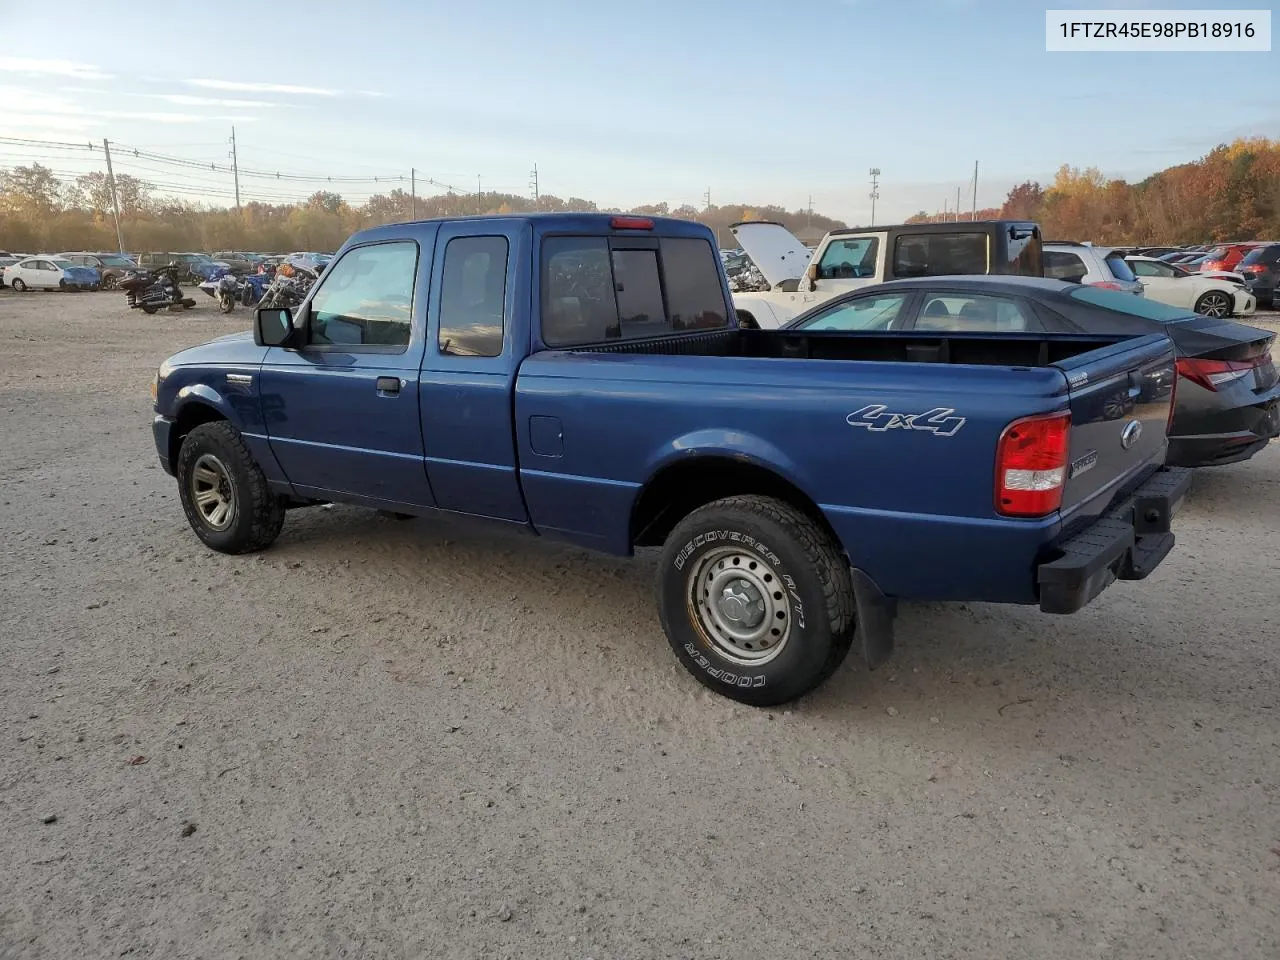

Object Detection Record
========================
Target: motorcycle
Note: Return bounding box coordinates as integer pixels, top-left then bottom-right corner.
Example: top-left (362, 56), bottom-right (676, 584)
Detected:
top-left (119, 264), bottom-right (197, 314)
top-left (257, 262), bottom-right (320, 309)
top-left (198, 268), bottom-right (273, 313)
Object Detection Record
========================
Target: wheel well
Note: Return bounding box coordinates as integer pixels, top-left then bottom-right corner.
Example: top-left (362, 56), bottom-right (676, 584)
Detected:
top-left (169, 402), bottom-right (226, 466)
top-left (735, 309), bottom-right (760, 330)
top-left (630, 457), bottom-right (840, 550)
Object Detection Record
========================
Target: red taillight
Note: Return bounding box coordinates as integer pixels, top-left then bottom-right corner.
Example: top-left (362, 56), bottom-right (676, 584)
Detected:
top-left (1239, 264), bottom-right (1265, 274)
top-left (995, 412), bottom-right (1071, 517)
top-left (1176, 354), bottom-right (1269, 391)
top-left (1090, 281), bottom-right (1125, 291)
top-left (610, 216), bottom-right (654, 230)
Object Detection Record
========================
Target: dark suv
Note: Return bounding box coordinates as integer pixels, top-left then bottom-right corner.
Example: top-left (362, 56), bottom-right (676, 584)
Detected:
top-left (135, 252), bottom-right (224, 284)
top-left (1237, 243), bottom-right (1280, 308)
top-left (59, 252), bottom-right (138, 290)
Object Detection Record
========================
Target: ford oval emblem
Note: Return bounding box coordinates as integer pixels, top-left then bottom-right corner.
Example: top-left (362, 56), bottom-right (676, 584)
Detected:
top-left (1120, 419), bottom-right (1143, 450)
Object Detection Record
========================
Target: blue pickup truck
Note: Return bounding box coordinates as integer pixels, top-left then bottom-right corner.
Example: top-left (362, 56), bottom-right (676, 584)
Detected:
top-left (151, 213), bottom-right (1191, 706)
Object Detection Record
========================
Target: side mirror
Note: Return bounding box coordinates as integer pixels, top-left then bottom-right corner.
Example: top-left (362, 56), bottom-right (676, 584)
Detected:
top-left (805, 263), bottom-right (818, 291)
top-left (255, 306), bottom-right (296, 347)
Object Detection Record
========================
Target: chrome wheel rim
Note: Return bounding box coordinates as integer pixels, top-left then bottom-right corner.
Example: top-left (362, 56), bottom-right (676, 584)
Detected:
top-left (1199, 293), bottom-right (1230, 318)
top-left (688, 547), bottom-right (792, 665)
top-left (102, 275), bottom-right (117, 290)
top-left (190, 453), bottom-right (236, 531)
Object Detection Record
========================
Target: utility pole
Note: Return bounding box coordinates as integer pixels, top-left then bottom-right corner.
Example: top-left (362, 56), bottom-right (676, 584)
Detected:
top-left (943, 197), bottom-right (948, 221)
top-left (703, 186), bottom-right (711, 210)
top-left (102, 138), bottom-right (124, 254)
top-left (868, 168), bottom-right (881, 226)
top-left (410, 167), bottom-right (417, 219)
top-left (529, 163), bottom-right (539, 210)
top-left (956, 186), bottom-right (961, 222)
top-left (807, 194), bottom-right (813, 229)
top-left (972, 160), bottom-right (979, 220)
top-left (229, 126), bottom-right (241, 211)
top-left (477, 175), bottom-right (482, 214)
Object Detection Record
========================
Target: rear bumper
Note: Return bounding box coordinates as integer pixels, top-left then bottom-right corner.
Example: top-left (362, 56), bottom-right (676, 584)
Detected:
top-left (1168, 397), bottom-right (1280, 467)
top-left (1037, 466), bottom-right (1192, 615)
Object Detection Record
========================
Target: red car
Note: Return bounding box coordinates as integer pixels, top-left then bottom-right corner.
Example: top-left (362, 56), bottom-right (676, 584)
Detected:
top-left (1198, 242), bottom-right (1268, 274)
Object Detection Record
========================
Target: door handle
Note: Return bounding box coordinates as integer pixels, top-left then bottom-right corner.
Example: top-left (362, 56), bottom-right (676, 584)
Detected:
top-left (375, 376), bottom-right (401, 396)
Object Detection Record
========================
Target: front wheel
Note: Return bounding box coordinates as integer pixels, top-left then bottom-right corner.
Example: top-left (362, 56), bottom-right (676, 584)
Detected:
top-left (141, 303), bottom-right (158, 315)
top-left (101, 274), bottom-right (118, 291)
top-left (176, 421), bottom-right (285, 554)
top-left (1195, 290), bottom-right (1232, 318)
top-left (657, 495), bottom-right (855, 706)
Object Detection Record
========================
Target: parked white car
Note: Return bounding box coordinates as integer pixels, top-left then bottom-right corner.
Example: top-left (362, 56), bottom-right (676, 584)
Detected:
top-left (2, 256), bottom-right (101, 291)
top-left (1125, 255), bottom-right (1255, 318)
top-left (1042, 242), bottom-right (1145, 295)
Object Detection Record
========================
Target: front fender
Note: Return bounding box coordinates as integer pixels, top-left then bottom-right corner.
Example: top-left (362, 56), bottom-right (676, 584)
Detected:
top-left (730, 294), bottom-right (788, 329)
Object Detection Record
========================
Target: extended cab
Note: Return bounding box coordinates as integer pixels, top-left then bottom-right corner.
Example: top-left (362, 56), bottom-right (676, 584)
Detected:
top-left (732, 219), bottom-right (1043, 329)
top-left (151, 213), bottom-right (1188, 707)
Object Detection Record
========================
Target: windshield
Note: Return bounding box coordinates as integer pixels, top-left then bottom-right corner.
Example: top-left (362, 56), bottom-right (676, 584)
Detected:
top-left (100, 256), bottom-right (134, 267)
top-left (1069, 286), bottom-right (1197, 322)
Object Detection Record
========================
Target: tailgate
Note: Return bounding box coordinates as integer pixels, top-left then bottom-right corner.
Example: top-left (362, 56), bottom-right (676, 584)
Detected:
top-left (1054, 333), bottom-right (1176, 513)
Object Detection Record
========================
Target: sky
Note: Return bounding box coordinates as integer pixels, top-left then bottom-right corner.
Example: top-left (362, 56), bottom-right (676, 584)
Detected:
top-left (0, 0), bottom-right (1275, 225)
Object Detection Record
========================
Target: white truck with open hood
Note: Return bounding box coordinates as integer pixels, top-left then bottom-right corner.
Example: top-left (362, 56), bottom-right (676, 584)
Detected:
top-left (730, 219), bottom-right (1045, 329)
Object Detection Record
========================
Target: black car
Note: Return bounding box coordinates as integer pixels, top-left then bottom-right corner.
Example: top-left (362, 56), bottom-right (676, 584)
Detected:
top-left (783, 276), bottom-right (1280, 468)
top-left (1237, 243), bottom-right (1280, 308)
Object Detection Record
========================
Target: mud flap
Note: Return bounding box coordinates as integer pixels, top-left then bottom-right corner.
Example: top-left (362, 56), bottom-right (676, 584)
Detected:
top-left (851, 567), bottom-right (896, 670)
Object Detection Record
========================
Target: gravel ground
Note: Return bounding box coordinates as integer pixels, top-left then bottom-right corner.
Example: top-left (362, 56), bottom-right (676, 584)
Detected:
top-left (1, 289), bottom-right (1278, 960)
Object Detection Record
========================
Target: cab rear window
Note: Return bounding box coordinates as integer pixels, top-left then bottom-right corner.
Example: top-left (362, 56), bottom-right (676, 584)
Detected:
top-left (541, 235), bottom-right (728, 346)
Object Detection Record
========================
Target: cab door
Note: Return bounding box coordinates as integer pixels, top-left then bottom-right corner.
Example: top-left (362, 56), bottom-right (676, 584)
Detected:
top-left (258, 234), bottom-right (439, 510)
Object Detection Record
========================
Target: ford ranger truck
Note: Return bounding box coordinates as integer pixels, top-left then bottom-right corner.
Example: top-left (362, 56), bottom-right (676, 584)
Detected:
top-left (731, 219), bottom-right (1043, 329)
top-left (150, 213), bottom-right (1189, 707)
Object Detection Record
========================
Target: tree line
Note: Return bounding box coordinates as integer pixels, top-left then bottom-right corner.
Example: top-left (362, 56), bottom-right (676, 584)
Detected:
top-left (2, 137), bottom-right (1275, 254)
top-left (906, 137), bottom-right (1279, 244)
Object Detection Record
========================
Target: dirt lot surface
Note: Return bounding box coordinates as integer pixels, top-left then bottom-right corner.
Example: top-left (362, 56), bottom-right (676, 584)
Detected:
top-left (1, 289), bottom-right (1278, 960)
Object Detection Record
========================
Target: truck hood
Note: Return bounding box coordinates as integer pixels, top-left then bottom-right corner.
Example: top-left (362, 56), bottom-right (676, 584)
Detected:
top-left (167, 330), bottom-right (266, 367)
top-left (729, 221), bottom-right (813, 287)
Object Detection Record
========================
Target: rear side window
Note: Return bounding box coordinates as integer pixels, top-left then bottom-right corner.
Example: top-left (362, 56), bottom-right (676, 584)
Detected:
top-left (892, 233), bottom-right (987, 278)
top-left (438, 235), bottom-right (508, 357)
top-left (916, 294), bottom-right (1035, 332)
top-left (1044, 250), bottom-right (1087, 281)
top-left (540, 235), bottom-right (728, 346)
top-left (817, 237), bottom-right (879, 279)
top-left (1105, 253), bottom-right (1136, 282)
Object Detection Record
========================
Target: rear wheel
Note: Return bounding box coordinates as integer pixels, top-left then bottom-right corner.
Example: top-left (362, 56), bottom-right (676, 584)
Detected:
top-left (1195, 290), bottom-right (1232, 318)
top-left (176, 421), bottom-right (284, 554)
top-left (657, 495), bottom-right (854, 706)
top-left (11, 278), bottom-right (26, 292)
top-left (141, 304), bottom-right (158, 315)
top-left (101, 274), bottom-right (118, 291)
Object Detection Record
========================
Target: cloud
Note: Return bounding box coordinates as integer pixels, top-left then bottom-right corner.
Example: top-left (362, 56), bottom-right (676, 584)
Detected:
top-left (0, 87), bottom-right (259, 126)
top-left (187, 78), bottom-right (339, 96)
top-left (147, 94), bottom-right (277, 108)
top-left (358, 90), bottom-right (389, 98)
top-left (0, 112), bottom-right (103, 132)
top-left (0, 56), bottom-right (113, 80)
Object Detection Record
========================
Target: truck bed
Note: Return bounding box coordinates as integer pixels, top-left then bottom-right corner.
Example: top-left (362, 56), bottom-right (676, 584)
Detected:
top-left (572, 327), bottom-right (1128, 368)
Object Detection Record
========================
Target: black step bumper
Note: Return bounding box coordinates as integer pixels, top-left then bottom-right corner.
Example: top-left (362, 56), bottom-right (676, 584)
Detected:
top-left (1037, 466), bottom-right (1193, 615)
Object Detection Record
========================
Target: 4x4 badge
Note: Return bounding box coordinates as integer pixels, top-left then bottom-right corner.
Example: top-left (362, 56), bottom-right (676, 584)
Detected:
top-left (846, 405), bottom-right (966, 437)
